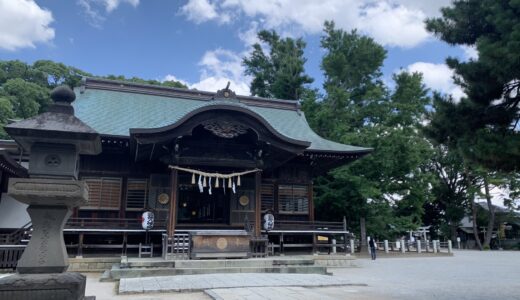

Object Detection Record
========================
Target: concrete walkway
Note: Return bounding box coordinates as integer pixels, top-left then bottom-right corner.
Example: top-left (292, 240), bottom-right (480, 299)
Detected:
top-left (119, 273), bottom-right (365, 294)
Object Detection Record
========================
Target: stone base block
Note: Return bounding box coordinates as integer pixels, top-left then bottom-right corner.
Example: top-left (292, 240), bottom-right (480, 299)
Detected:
top-left (0, 272), bottom-right (90, 300)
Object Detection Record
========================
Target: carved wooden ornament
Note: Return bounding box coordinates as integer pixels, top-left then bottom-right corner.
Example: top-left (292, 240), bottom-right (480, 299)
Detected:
top-left (202, 120), bottom-right (247, 139)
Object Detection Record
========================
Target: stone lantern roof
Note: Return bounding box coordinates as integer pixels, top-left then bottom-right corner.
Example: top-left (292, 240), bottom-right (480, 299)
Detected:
top-left (5, 85), bottom-right (101, 155)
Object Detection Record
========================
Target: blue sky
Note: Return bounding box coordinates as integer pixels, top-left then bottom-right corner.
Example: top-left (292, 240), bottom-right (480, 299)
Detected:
top-left (0, 0), bottom-right (475, 99)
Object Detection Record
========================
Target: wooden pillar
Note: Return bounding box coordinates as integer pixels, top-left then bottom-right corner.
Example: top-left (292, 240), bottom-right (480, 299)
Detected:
top-left (308, 181), bottom-right (314, 221)
top-left (167, 169), bottom-right (178, 238)
top-left (119, 177), bottom-right (128, 219)
top-left (254, 171), bottom-right (262, 237)
top-left (312, 233), bottom-right (317, 254)
top-left (77, 233), bottom-right (84, 257)
top-left (123, 232), bottom-right (128, 256)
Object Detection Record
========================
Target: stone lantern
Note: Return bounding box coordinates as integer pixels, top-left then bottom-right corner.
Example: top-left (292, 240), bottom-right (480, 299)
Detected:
top-left (0, 85), bottom-right (101, 299)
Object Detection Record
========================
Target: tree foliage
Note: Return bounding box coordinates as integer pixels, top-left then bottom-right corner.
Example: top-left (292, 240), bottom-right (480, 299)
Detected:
top-left (242, 30), bottom-right (313, 100)
top-left (301, 22), bottom-right (433, 238)
top-left (426, 0), bottom-right (520, 171)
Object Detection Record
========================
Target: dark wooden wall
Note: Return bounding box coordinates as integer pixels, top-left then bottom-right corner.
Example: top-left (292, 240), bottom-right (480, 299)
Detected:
top-left (77, 140), bottom-right (315, 223)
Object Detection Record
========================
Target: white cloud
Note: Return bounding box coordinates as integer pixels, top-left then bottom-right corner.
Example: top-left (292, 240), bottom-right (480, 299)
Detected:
top-left (406, 62), bottom-right (465, 101)
top-left (461, 45), bottom-right (479, 60)
top-left (238, 21), bottom-right (260, 49)
top-left (163, 48), bottom-right (251, 96)
top-left (181, 0), bottom-right (441, 48)
top-left (77, 0), bottom-right (139, 28)
top-left (192, 76), bottom-right (250, 96)
top-left (0, 0), bottom-right (55, 51)
top-left (192, 48), bottom-right (251, 95)
top-left (102, 0), bottom-right (139, 12)
top-left (393, 0), bottom-right (452, 18)
top-left (358, 2), bottom-right (430, 48)
top-left (179, 0), bottom-right (230, 24)
top-left (162, 74), bottom-right (190, 87)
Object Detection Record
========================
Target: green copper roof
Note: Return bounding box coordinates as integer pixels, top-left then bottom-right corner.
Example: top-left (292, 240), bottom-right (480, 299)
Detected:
top-left (72, 84), bottom-right (370, 154)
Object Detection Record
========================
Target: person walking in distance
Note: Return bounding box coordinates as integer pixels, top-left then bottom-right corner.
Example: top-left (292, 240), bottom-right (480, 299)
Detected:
top-left (368, 236), bottom-right (376, 260)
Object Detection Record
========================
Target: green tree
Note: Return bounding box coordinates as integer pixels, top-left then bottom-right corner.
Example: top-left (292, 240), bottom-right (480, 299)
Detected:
top-left (103, 75), bottom-right (187, 89)
top-left (424, 144), bottom-right (468, 242)
top-left (1, 78), bottom-right (50, 118)
top-left (425, 0), bottom-right (520, 171)
top-left (33, 60), bottom-right (92, 88)
top-left (0, 97), bottom-right (14, 138)
top-left (0, 60), bottom-right (47, 86)
top-left (308, 22), bottom-right (433, 242)
top-left (242, 30), bottom-right (314, 100)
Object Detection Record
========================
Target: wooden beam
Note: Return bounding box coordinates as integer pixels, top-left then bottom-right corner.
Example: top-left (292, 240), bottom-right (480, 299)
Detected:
top-left (167, 168), bottom-right (178, 237)
top-left (254, 171), bottom-right (262, 237)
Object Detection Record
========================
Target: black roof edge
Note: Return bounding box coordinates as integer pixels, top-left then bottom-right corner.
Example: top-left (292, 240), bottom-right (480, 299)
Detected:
top-left (81, 77), bottom-right (301, 111)
top-left (304, 148), bottom-right (373, 155)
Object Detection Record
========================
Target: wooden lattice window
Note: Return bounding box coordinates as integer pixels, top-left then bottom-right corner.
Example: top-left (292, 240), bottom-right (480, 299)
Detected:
top-left (278, 185), bottom-right (308, 214)
top-left (82, 177), bottom-right (122, 210)
top-left (126, 179), bottom-right (148, 210)
top-left (261, 183), bottom-right (274, 212)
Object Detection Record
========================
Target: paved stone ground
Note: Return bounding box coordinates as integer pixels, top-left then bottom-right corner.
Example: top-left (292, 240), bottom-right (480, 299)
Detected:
top-left (327, 250), bottom-right (520, 300)
top-left (82, 250), bottom-right (520, 300)
top-left (205, 286), bottom-right (339, 300)
top-left (119, 273), bottom-right (364, 294)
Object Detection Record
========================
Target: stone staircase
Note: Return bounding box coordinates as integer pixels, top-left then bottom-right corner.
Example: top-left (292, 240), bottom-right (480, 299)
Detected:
top-left (100, 256), bottom-right (357, 282)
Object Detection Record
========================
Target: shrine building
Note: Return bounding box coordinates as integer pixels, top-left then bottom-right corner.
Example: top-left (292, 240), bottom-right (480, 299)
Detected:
top-left (0, 77), bottom-right (370, 259)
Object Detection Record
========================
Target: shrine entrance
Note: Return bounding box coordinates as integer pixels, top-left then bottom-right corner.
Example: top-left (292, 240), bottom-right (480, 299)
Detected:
top-left (176, 171), bottom-right (256, 227)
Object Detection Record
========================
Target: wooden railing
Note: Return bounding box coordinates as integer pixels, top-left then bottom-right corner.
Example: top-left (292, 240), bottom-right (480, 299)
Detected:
top-left (273, 220), bottom-right (346, 231)
top-left (65, 218), bottom-right (167, 230)
top-left (0, 245), bottom-right (26, 269)
top-left (64, 218), bottom-right (347, 232)
top-left (0, 222), bottom-right (32, 245)
top-left (162, 233), bottom-right (190, 260)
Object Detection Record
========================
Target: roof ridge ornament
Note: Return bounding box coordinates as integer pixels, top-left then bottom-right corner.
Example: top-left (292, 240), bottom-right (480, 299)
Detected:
top-left (214, 81), bottom-right (237, 101)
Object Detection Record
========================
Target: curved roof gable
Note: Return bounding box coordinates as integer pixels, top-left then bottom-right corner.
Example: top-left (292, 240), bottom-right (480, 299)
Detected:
top-left (72, 78), bottom-right (371, 154)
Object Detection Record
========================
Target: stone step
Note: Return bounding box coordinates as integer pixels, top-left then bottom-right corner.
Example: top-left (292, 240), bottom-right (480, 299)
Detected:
top-left (110, 265), bottom-right (329, 279)
top-left (124, 258), bottom-right (315, 269)
top-left (124, 260), bottom-right (175, 269)
top-left (99, 270), bottom-right (112, 282)
top-left (174, 258), bottom-right (315, 269)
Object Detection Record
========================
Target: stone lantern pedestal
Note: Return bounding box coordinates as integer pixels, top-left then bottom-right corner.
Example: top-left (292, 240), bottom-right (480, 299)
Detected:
top-left (9, 179), bottom-right (88, 274)
top-left (0, 179), bottom-right (89, 299)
